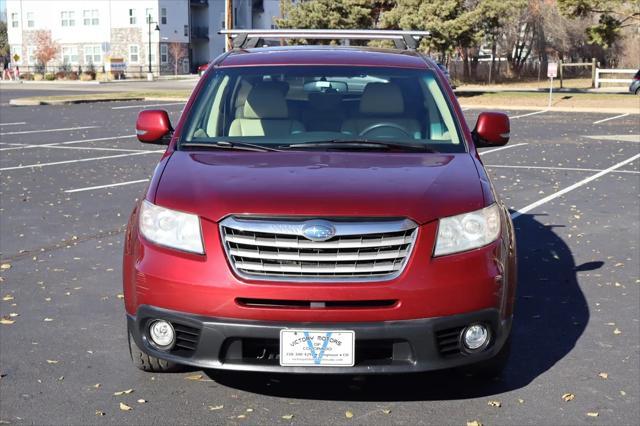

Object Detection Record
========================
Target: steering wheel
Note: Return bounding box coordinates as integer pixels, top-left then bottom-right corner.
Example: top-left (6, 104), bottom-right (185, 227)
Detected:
top-left (359, 123), bottom-right (412, 139)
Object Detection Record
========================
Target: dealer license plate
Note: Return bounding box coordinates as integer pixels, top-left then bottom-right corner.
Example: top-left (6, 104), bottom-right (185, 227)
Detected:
top-left (279, 329), bottom-right (355, 367)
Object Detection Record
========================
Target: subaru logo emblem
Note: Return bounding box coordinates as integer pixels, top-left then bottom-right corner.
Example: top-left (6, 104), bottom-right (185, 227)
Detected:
top-left (301, 220), bottom-right (336, 242)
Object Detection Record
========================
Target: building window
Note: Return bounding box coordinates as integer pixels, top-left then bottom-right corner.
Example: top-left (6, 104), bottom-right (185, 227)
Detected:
top-left (129, 45), bottom-right (139, 63)
top-left (184, 25), bottom-right (188, 37)
top-left (84, 45), bottom-right (102, 64)
top-left (27, 12), bottom-right (35, 28)
top-left (27, 46), bottom-right (37, 65)
top-left (145, 8), bottom-right (153, 24)
top-left (129, 9), bottom-right (136, 25)
top-left (161, 8), bottom-right (167, 24)
top-left (11, 13), bottom-right (19, 28)
top-left (160, 44), bottom-right (168, 64)
top-left (83, 10), bottom-right (99, 26)
top-left (234, 8), bottom-right (238, 26)
top-left (61, 11), bottom-right (75, 27)
top-left (62, 46), bottom-right (79, 64)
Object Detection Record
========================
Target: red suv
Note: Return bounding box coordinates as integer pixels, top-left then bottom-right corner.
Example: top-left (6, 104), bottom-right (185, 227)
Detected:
top-left (125, 30), bottom-right (516, 377)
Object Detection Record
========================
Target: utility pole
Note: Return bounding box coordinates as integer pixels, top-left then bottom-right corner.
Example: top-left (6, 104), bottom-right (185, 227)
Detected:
top-left (225, 0), bottom-right (233, 51)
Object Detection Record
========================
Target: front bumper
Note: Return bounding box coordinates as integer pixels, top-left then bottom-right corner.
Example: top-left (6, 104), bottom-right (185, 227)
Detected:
top-left (129, 305), bottom-right (511, 374)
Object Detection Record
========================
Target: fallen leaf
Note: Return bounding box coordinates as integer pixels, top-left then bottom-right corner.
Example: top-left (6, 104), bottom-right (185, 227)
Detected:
top-left (467, 421), bottom-right (482, 426)
top-left (43, 318), bottom-right (54, 322)
top-left (236, 414), bottom-right (246, 419)
top-left (58, 376), bottom-right (64, 381)
top-left (208, 405), bottom-right (224, 411)
top-left (517, 398), bottom-right (524, 404)
top-left (0, 318), bottom-right (15, 325)
top-left (46, 360), bottom-right (59, 364)
top-left (184, 374), bottom-right (203, 381)
top-left (345, 411), bottom-right (354, 419)
top-left (93, 383), bottom-right (101, 388)
top-left (613, 328), bottom-right (622, 335)
top-left (8, 313), bottom-right (18, 317)
top-left (488, 400), bottom-right (501, 407)
top-left (562, 393), bottom-right (575, 402)
top-left (586, 412), bottom-right (599, 417)
top-left (116, 294), bottom-right (124, 299)
top-left (246, 408), bottom-right (253, 412)
top-left (282, 414), bottom-right (294, 420)
top-left (113, 389), bottom-right (134, 396)
top-left (2, 295), bottom-right (14, 301)
top-left (598, 372), bottom-right (608, 379)
top-left (620, 390), bottom-right (626, 396)
top-left (119, 402), bottom-right (133, 411)
top-left (382, 409), bottom-right (392, 414)
top-left (137, 399), bottom-right (146, 404)
top-left (95, 410), bottom-right (105, 416)
top-left (0, 264), bottom-right (11, 270)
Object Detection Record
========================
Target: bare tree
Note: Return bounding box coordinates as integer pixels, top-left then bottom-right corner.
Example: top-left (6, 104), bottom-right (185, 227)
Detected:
top-left (34, 30), bottom-right (59, 70)
top-left (168, 42), bottom-right (186, 76)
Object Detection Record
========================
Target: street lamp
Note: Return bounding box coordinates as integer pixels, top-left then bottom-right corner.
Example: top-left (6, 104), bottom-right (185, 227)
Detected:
top-left (148, 15), bottom-right (160, 79)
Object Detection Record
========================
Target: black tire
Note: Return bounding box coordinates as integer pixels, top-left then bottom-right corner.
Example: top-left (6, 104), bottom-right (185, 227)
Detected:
top-left (128, 332), bottom-right (182, 372)
top-left (635, 87), bottom-right (640, 95)
top-left (458, 335), bottom-right (512, 379)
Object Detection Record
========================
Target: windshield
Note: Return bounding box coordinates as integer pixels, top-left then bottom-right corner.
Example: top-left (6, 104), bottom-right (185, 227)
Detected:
top-left (181, 66), bottom-right (464, 153)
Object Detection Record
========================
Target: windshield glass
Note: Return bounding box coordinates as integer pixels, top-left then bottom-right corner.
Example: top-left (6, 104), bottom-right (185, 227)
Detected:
top-left (182, 66), bottom-right (464, 152)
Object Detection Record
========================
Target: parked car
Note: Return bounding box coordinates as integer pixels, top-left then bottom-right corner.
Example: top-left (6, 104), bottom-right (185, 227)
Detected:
top-left (125, 31), bottom-right (516, 377)
top-left (197, 63), bottom-right (209, 77)
top-left (629, 70), bottom-right (640, 95)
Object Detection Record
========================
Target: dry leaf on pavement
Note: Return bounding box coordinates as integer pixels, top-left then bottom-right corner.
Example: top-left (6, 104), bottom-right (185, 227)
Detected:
top-left (1, 264), bottom-right (11, 270)
top-left (2, 295), bottom-right (14, 301)
top-left (46, 360), bottom-right (59, 364)
top-left (137, 399), bottom-right (146, 404)
top-left (184, 374), bottom-right (203, 381)
top-left (488, 400), bottom-right (501, 407)
top-left (0, 318), bottom-right (15, 325)
top-left (587, 412), bottom-right (599, 417)
top-left (613, 328), bottom-right (622, 335)
top-left (95, 410), bottom-right (105, 416)
top-left (208, 405), bottom-right (224, 411)
top-left (598, 372), bottom-right (608, 379)
top-left (119, 402), bottom-right (133, 411)
top-left (562, 393), bottom-right (575, 402)
top-left (345, 411), bottom-right (354, 419)
top-left (382, 409), bottom-right (391, 414)
top-left (467, 421), bottom-right (482, 426)
top-left (282, 414), bottom-right (294, 420)
top-left (113, 389), bottom-right (134, 396)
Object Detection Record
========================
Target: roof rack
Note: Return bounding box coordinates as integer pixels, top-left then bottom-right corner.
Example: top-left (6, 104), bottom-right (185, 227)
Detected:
top-left (218, 29), bottom-right (430, 50)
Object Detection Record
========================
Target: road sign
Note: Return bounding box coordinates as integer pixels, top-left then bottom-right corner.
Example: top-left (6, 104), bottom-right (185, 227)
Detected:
top-left (547, 62), bottom-right (558, 78)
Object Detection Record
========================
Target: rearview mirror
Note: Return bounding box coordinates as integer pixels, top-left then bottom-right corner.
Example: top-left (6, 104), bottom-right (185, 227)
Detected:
top-left (136, 110), bottom-right (172, 144)
top-left (472, 112), bottom-right (510, 148)
top-left (303, 80), bottom-right (348, 93)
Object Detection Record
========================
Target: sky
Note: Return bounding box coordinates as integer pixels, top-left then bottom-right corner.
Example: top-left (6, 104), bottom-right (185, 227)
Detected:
top-left (0, 0), bottom-right (5, 22)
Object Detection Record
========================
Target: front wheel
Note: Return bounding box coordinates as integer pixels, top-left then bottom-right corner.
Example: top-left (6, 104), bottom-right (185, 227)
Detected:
top-left (458, 335), bottom-right (512, 379)
top-left (128, 331), bottom-right (183, 372)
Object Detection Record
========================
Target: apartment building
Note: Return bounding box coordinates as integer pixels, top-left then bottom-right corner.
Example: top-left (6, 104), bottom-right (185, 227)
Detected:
top-left (6, 0), bottom-right (190, 76)
top-left (6, 0), bottom-right (283, 75)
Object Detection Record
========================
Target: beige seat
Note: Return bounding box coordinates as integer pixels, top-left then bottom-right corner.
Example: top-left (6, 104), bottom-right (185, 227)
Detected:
top-left (341, 83), bottom-right (421, 139)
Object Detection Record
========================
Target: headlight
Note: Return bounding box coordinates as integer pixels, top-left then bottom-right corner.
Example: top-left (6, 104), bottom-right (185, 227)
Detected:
top-left (434, 204), bottom-right (501, 256)
top-left (139, 200), bottom-right (204, 254)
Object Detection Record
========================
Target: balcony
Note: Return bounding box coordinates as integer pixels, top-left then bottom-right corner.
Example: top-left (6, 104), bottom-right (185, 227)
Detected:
top-left (190, 0), bottom-right (208, 7)
top-left (191, 26), bottom-right (209, 41)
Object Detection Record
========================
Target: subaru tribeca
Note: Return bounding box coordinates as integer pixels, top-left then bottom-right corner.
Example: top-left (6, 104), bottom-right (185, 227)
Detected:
top-left (124, 30), bottom-right (516, 377)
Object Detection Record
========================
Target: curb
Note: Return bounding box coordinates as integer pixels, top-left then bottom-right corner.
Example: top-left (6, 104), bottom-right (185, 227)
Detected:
top-left (9, 97), bottom-right (146, 106)
top-left (459, 104), bottom-right (640, 114)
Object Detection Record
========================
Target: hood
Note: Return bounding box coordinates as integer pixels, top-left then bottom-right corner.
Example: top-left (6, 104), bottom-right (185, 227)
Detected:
top-left (154, 150), bottom-right (485, 224)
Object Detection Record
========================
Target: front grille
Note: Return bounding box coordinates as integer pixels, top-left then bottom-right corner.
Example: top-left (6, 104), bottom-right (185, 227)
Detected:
top-left (171, 323), bottom-right (201, 357)
top-left (435, 326), bottom-right (464, 357)
top-left (220, 217), bottom-right (418, 281)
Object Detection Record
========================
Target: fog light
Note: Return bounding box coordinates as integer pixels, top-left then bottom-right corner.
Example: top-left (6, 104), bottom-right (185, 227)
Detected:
top-left (462, 324), bottom-right (489, 350)
top-left (149, 320), bottom-right (175, 348)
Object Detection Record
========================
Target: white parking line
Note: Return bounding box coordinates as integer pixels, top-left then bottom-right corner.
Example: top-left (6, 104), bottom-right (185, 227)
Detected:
top-left (479, 143), bottom-right (528, 155)
top-left (111, 102), bottom-right (186, 110)
top-left (64, 179), bottom-right (150, 193)
top-left (0, 150), bottom-right (164, 172)
top-left (486, 164), bottom-right (639, 174)
top-left (0, 122), bottom-right (26, 126)
top-left (593, 113), bottom-right (630, 125)
top-left (0, 134), bottom-right (136, 151)
top-left (510, 153), bottom-right (640, 220)
top-left (0, 125), bottom-right (99, 136)
top-left (3, 144), bottom-right (151, 153)
top-left (509, 110), bottom-right (548, 119)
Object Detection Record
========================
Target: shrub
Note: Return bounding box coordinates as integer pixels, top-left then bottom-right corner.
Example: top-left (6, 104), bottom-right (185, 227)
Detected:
top-left (44, 72), bottom-right (55, 81)
top-left (96, 72), bottom-right (109, 82)
top-left (33, 73), bottom-right (44, 81)
top-left (65, 71), bottom-right (79, 80)
top-left (55, 71), bottom-right (66, 80)
top-left (20, 72), bottom-right (34, 81)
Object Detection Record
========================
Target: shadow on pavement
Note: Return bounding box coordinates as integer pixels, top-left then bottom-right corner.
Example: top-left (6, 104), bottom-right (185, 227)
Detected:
top-left (205, 213), bottom-right (596, 401)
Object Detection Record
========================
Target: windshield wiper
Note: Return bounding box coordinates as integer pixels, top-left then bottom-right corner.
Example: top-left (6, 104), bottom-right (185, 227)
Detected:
top-left (181, 140), bottom-right (281, 152)
top-left (280, 139), bottom-right (437, 152)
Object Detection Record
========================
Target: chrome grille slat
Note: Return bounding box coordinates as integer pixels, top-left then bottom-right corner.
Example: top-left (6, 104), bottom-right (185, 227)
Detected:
top-left (220, 217), bottom-right (418, 282)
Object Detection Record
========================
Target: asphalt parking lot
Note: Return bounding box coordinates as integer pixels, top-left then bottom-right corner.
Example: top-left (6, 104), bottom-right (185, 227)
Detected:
top-left (0, 94), bottom-right (638, 425)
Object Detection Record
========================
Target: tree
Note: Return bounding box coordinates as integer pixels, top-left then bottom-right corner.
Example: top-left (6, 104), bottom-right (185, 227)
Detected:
top-left (34, 30), bottom-right (59, 69)
top-left (558, 0), bottom-right (640, 48)
top-left (276, 0), bottom-right (374, 43)
top-left (168, 42), bottom-right (186, 75)
top-left (0, 21), bottom-right (8, 58)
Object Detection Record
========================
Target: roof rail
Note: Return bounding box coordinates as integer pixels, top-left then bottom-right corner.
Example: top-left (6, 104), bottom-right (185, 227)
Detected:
top-left (218, 29), bottom-right (430, 50)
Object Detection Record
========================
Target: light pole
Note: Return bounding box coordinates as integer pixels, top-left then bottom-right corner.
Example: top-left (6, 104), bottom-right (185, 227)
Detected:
top-left (148, 14), bottom-right (160, 80)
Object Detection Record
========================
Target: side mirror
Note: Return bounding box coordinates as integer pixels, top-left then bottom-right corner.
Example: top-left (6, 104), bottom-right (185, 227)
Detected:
top-left (136, 110), bottom-right (172, 144)
top-left (472, 112), bottom-right (510, 148)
